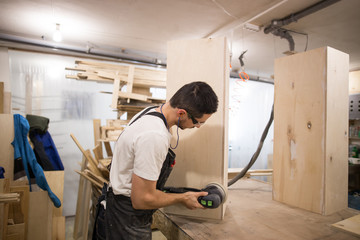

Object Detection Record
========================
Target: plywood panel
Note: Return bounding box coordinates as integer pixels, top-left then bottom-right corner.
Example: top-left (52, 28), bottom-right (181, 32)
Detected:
top-left (332, 214), bottom-right (360, 237)
top-left (273, 46), bottom-right (349, 215)
top-left (324, 47), bottom-right (349, 215)
top-left (44, 171), bottom-right (64, 218)
top-left (349, 70), bottom-right (360, 94)
top-left (27, 191), bottom-right (53, 240)
top-left (0, 114), bottom-right (14, 180)
top-left (0, 82), bottom-right (4, 114)
top-left (164, 37), bottom-right (229, 220)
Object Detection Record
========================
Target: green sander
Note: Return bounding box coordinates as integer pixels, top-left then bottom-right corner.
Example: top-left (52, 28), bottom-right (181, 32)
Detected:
top-left (163, 182), bottom-right (227, 209)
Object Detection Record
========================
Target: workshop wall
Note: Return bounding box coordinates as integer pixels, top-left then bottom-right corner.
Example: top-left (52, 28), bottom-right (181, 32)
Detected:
top-left (228, 78), bottom-right (274, 181)
top-left (8, 50), bottom-right (117, 216)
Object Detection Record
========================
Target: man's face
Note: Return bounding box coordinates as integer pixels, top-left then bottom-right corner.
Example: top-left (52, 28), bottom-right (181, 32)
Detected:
top-left (179, 113), bottom-right (212, 130)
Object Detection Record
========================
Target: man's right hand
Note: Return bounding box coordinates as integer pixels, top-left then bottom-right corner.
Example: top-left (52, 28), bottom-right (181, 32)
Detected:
top-left (182, 191), bottom-right (208, 210)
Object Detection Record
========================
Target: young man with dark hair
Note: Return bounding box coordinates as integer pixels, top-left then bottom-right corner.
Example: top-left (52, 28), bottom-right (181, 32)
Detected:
top-left (104, 81), bottom-right (219, 239)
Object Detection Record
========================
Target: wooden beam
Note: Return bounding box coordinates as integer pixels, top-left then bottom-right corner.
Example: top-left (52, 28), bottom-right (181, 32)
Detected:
top-left (70, 133), bottom-right (103, 177)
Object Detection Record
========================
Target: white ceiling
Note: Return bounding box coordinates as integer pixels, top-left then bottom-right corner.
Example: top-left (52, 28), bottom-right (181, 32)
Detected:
top-left (0, 0), bottom-right (359, 81)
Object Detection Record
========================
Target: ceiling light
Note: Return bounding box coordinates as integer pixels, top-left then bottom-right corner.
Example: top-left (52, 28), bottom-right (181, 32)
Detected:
top-left (243, 23), bottom-right (261, 32)
top-left (53, 23), bottom-right (62, 42)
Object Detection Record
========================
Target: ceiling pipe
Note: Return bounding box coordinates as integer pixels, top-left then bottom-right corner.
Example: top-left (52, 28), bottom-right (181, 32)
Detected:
top-left (264, 0), bottom-right (341, 51)
top-left (230, 71), bottom-right (273, 85)
top-left (0, 32), bottom-right (167, 68)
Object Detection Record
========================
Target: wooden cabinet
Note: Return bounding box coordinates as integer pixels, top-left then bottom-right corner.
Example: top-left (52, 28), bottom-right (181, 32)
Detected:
top-left (273, 46), bottom-right (349, 215)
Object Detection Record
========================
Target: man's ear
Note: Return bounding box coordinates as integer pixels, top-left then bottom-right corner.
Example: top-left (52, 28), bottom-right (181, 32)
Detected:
top-left (177, 109), bottom-right (187, 117)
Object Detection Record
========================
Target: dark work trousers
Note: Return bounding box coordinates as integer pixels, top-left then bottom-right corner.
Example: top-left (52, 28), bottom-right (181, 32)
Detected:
top-left (105, 189), bottom-right (155, 240)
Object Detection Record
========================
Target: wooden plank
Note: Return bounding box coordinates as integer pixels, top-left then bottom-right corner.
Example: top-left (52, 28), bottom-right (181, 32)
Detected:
top-left (126, 65), bottom-right (135, 103)
top-left (93, 119), bottom-right (103, 157)
top-left (75, 170), bottom-right (103, 189)
top-left (0, 114), bottom-right (14, 181)
top-left (111, 76), bottom-right (121, 109)
top-left (273, 46), bottom-right (349, 215)
top-left (7, 223), bottom-right (25, 240)
top-left (70, 134), bottom-right (103, 177)
top-left (0, 179), bottom-right (10, 240)
top-left (0, 193), bottom-right (20, 203)
top-left (52, 216), bottom-right (65, 240)
top-left (3, 92), bottom-right (11, 114)
top-left (332, 214), bottom-right (360, 237)
top-left (117, 91), bottom-right (148, 102)
top-left (73, 155), bottom-right (87, 240)
top-left (324, 47), bottom-right (349, 214)
top-left (0, 82), bottom-right (3, 114)
top-left (228, 168), bottom-right (273, 179)
top-left (9, 185), bottom-right (29, 239)
top-left (92, 144), bottom-right (103, 162)
top-left (84, 169), bottom-right (108, 185)
top-left (349, 70), bottom-right (360, 94)
top-left (27, 191), bottom-right (53, 240)
top-left (44, 171), bottom-right (64, 218)
top-left (104, 142), bottom-right (113, 157)
top-left (164, 37), bottom-right (229, 220)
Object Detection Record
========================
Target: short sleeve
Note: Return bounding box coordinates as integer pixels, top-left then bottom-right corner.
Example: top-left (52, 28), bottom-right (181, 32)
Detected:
top-left (133, 131), bottom-right (169, 181)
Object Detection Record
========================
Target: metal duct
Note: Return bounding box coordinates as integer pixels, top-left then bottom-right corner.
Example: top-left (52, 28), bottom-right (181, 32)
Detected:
top-left (264, 0), bottom-right (341, 51)
top-left (0, 32), bottom-right (166, 67)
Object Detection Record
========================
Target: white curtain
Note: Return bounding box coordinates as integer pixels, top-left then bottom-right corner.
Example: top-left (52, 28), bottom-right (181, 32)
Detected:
top-left (228, 78), bottom-right (274, 181)
top-left (9, 50), bottom-right (116, 216)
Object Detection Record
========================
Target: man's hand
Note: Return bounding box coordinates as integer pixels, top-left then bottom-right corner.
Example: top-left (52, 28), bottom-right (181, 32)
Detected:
top-left (182, 191), bottom-right (208, 210)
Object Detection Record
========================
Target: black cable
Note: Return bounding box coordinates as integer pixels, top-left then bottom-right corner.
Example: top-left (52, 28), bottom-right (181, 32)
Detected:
top-left (228, 104), bottom-right (274, 187)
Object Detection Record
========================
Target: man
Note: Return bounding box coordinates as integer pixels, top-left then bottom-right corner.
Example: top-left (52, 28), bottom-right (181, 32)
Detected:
top-left (105, 81), bottom-right (219, 239)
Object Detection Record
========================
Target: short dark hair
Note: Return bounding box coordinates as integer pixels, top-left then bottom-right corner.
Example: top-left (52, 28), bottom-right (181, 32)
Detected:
top-left (169, 81), bottom-right (218, 118)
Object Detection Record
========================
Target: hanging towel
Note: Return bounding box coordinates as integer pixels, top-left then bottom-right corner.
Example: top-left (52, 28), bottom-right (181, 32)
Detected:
top-left (11, 114), bottom-right (61, 208)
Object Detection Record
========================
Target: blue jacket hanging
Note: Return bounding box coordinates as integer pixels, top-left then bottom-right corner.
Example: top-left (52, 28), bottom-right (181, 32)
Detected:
top-left (11, 114), bottom-right (61, 208)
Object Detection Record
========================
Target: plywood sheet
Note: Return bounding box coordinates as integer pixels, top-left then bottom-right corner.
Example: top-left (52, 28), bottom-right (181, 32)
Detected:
top-left (0, 114), bottom-right (14, 180)
top-left (164, 37), bottom-right (229, 220)
top-left (324, 47), bottom-right (349, 215)
top-left (44, 171), bottom-right (64, 217)
top-left (0, 82), bottom-right (4, 114)
top-left (27, 191), bottom-right (53, 240)
top-left (332, 214), bottom-right (360, 237)
top-left (273, 46), bottom-right (349, 215)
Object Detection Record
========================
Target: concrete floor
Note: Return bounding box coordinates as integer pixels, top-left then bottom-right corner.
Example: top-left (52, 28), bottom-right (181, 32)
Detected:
top-left (65, 216), bottom-right (167, 240)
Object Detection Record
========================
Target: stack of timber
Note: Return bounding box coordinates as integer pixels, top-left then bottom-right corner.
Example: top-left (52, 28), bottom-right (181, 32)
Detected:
top-left (70, 133), bottom-right (109, 240)
top-left (66, 60), bottom-right (167, 142)
top-left (65, 60), bottom-right (166, 118)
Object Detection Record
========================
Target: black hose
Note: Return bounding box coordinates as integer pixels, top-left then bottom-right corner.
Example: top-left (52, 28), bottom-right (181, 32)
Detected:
top-left (228, 104), bottom-right (274, 187)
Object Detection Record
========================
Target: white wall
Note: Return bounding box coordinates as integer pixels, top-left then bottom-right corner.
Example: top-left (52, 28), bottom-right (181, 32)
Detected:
top-left (9, 50), bottom-right (117, 216)
top-left (228, 78), bottom-right (274, 181)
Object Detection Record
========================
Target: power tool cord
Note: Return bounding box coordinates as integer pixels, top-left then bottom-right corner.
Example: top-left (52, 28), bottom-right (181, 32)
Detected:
top-left (228, 104), bottom-right (274, 187)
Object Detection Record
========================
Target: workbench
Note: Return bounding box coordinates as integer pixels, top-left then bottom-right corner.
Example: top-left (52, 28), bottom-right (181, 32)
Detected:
top-left (153, 179), bottom-right (360, 240)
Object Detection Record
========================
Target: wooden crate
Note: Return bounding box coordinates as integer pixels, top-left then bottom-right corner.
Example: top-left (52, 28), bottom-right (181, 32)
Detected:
top-left (273, 46), bottom-right (349, 215)
top-left (163, 37), bottom-right (229, 220)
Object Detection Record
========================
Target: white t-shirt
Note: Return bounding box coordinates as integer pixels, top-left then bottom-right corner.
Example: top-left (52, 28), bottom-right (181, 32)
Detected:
top-left (109, 108), bottom-right (172, 197)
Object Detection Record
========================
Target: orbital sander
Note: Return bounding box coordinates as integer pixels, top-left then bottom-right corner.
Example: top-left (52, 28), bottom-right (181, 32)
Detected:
top-left (163, 182), bottom-right (227, 209)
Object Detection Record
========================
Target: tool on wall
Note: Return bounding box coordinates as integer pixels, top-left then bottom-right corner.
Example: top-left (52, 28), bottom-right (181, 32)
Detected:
top-left (163, 182), bottom-right (227, 209)
top-left (238, 50), bottom-right (249, 82)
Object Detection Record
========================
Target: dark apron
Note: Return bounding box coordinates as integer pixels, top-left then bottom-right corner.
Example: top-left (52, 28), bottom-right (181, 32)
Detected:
top-left (92, 106), bottom-right (175, 240)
